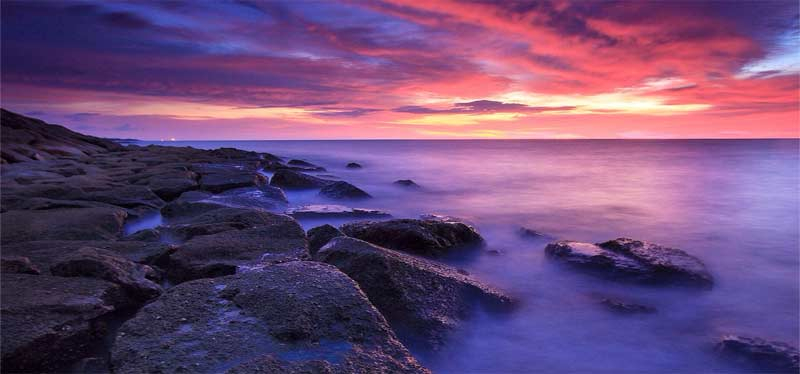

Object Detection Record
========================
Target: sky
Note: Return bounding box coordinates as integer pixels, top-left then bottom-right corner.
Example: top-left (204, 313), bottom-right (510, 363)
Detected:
top-left (1, 0), bottom-right (798, 140)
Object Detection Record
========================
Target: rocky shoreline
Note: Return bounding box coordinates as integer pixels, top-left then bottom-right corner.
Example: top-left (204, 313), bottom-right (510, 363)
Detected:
top-left (1, 109), bottom-right (797, 373)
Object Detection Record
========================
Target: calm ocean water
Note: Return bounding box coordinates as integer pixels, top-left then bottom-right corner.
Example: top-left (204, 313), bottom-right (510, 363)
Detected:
top-left (140, 139), bottom-right (799, 373)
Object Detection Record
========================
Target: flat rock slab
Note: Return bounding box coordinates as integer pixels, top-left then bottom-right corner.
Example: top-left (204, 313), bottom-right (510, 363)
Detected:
top-left (193, 164), bottom-right (266, 193)
top-left (1, 240), bottom-right (174, 269)
top-left (111, 261), bottom-right (428, 374)
top-left (316, 237), bottom-right (515, 348)
top-left (269, 169), bottom-right (334, 189)
top-left (319, 181), bottom-right (371, 199)
top-left (1, 274), bottom-right (129, 372)
top-left (340, 218), bottom-right (483, 257)
top-left (286, 204), bottom-right (390, 219)
top-left (201, 187), bottom-right (287, 212)
top-left (545, 238), bottom-right (713, 287)
top-left (0, 207), bottom-right (127, 244)
top-left (717, 335), bottom-right (799, 373)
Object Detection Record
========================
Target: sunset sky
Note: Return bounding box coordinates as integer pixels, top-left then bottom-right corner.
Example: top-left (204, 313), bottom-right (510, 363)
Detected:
top-left (2, 0), bottom-right (798, 139)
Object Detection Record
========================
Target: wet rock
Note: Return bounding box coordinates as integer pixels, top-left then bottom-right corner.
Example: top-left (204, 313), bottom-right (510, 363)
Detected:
top-left (316, 237), bottom-right (515, 348)
top-left (716, 335), bottom-right (799, 373)
top-left (50, 247), bottom-right (162, 301)
top-left (346, 162), bottom-right (362, 169)
top-left (600, 298), bottom-right (657, 314)
top-left (307, 224), bottom-right (345, 255)
top-left (146, 177), bottom-right (198, 201)
top-left (164, 209), bottom-right (308, 282)
top-left (1, 274), bottom-right (129, 372)
top-left (1, 240), bottom-right (175, 270)
top-left (257, 184), bottom-right (289, 202)
top-left (202, 186), bottom-right (288, 211)
top-left (123, 228), bottom-right (161, 242)
top-left (287, 159), bottom-right (319, 168)
top-left (286, 204), bottom-right (390, 219)
top-left (340, 218), bottom-right (484, 257)
top-left (394, 179), bottom-right (419, 188)
top-left (1, 207), bottom-right (127, 244)
top-left (161, 200), bottom-right (227, 221)
top-left (319, 181), bottom-right (372, 199)
top-left (84, 185), bottom-right (165, 211)
top-left (269, 169), bottom-right (333, 189)
top-left (111, 261), bottom-right (428, 374)
top-left (173, 190), bottom-right (213, 203)
top-left (544, 238), bottom-right (713, 287)
top-left (194, 164), bottom-right (266, 193)
top-left (1, 256), bottom-right (41, 274)
top-left (517, 227), bottom-right (553, 240)
top-left (74, 357), bottom-right (110, 374)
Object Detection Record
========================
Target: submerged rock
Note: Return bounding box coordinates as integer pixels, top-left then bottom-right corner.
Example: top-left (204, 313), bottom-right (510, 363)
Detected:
top-left (394, 179), bottom-right (419, 188)
top-left (517, 227), bottom-right (554, 240)
top-left (544, 238), bottom-right (713, 287)
top-left (307, 224), bottom-right (345, 255)
top-left (201, 186), bottom-right (287, 211)
top-left (269, 169), bottom-right (333, 189)
top-left (319, 181), bottom-right (371, 199)
top-left (50, 247), bottom-right (162, 302)
top-left (1, 207), bottom-right (127, 244)
top-left (1, 274), bottom-right (129, 372)
top-left (340, 218), bottom-right (483, 257)
top-left (600, 298), bottom-right (657, 314)
top-left (286, 204), bottom-right (390, 219)
top-left (316, 237), bottom-right (515, 348)
top-left (716, 335), bottom-right (799, 373)
top-left (111, 261), bottom-right (428, 374)
top-left (346, 162), bottom-right (362, 169)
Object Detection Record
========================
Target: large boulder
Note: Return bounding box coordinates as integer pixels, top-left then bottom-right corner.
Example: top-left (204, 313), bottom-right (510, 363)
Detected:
top-left (0, 207), bottom-right (127, 244)
top-left (340, 218), bottom-right (483, 257)
top-left (111, 261), bottom-right (428, 374)
top-left (193, 164), bottom-right (266, 193)
top-left (162, 207), bottom-right (308, 282)
top-left (307, 224), bottom-right (345, 255)
top-left (316, 237), bottom-right (515, 347)
top-left (319, 181), bottom-right (371, 199)
top-left (716, 335), bottom-right (799, 373)
top-left (50, 247), bottom-right (162, 301)
top-left (544, 238), bottom-right (713, 287)
top-left (1, 274), bottom-right (129, 372)
top-left (269, 169), bottom-right (333, 189)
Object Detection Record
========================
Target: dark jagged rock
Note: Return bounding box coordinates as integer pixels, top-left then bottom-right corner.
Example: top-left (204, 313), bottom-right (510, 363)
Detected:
top-left (346, 162), bottom-right (362, 169)
top-left (162, 207), bottom-right (308, 282)
top-left (600, 298), bottom-right (657, 314)
top-left (269, 169), bottom-right (333, 189)
top-left (193, 164), bottom-right (267, 193)
top-left (1, 274), bottom-right (129, 372)
top-left (1, 207), bottom-right (127, 244)
top-left (340, 218), bottom-right (483, 257)
top-left (319, 181), bottom-right (372, 199)
top-left (394, 179), bottom-right (419, 188)
top-left (50, 247), bottom-right (162, 301)
top-left (1, 109), bottom-right (122, 163)
top-left (716, 335), bottom-right (799, 373)
top-left (1, 256), bottom-right (41, 274)
top-left (517, 227), bottom-right (554, 240)
top-left (307, 224), bottom-right (345, 255)
top-left (544, 238), bottom-right (713, 287)
top-left (111, 261), bottom-right (429, 374)
top-left (316, 237), bottom-right (515, 348)
top-left (286, 204), bottom-right (390, 219)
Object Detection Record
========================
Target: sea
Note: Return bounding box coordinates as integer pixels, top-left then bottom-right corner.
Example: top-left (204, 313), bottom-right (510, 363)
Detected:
top-left (136, 139), bottom-right (799, 373)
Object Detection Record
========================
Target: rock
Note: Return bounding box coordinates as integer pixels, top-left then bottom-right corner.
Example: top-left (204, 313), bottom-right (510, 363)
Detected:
top-left (716, 335), bottom-right (799, 373)
top-left (319, 181), bottom-right (371, 199)
top-left (173, 190), bottom-right (212, 203)
top-left (287, 159), bottom-right (317, 167)
top-left (394, 179), bottom-right (419, 188)
top-left (340, 218), bottom-right (484, 257)
top-left (1, 207), bottom-right (127, 244)
top-left (201, 186), bottom-right (288, 211)
top-left (1, 109), bottom-right (122, 163)
top-left (84, 185), bottom-right (165, 211)
top-left (257, 184), bottom-right (289, 202)
top-left (316, 237), bottom-right (515, 347)
top-left (194, 164), bottom-right (266, 193)
top-left (518, 227), bottom-right (553, 240)
top-left (123, 228), bottom-right (161, 242)
top-left (346, 162), bottom-right (362, 169)
top-left (50, 247), bottom-right (162, 301)
top-left (286, 204), bottom-right (390, 219)
top-left (307, 224), bottom-right (345, 255)
top-left (164, 209), bottom-right (308, 282)
top-left (111, 261), bottom-right (428, 374)
top-left (74, 357), bottom-right (110, 374)
top-left (1, 274), bottom-right (129, 372)
top-left (146, 177), bottom-right (198, 201)
top-left (269, 169), bottom-right (333, 189)
top-left (600, 298), bottom-right (657, 314)
top-left (161, 200), bottom-right (227, 221)
top-left (544, 238), bottom-right (713, 287)
top-left (1, 240), bottom-right (174, 270)
top-left (1, 256), bottom-right (41, 274)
